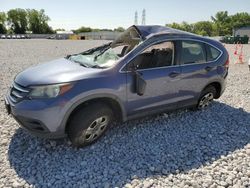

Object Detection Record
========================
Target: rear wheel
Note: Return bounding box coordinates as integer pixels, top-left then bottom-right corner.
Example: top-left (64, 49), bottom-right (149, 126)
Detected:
top-left (67, 103), bottom-right (113, 147)
top-left (196, 86), bottom-right (216, 110)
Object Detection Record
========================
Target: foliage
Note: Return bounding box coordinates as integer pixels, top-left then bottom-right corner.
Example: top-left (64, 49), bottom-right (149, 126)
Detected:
top-left (230, 12), bottom-right (250, 31)
top-left (0, 9), bottom-right (53, 34)
top-left (114, 27), bottom-right (125, 32)
top-left (27, 9), bottom-right (54, 34)
top-left (211, 11), bottom-right (232, 36)
top-left (7, 8), bottom-right (28, 34)
top-left (99, 28), bottom-right (113, 31)
top-left (73, 26), bottom-right (92, 34)
top-left (73, 26), bottom-right (124, 34)
top-left (193, 21), bottom-right (215, 36)
top-left (2, 9), bottom-right (250, 36)
top-left (167, 11), bottom-right (250, 36)
top-left (0, 12), bottom-right (7, 34)
top-left (55, 28), bottom-right (65, 32)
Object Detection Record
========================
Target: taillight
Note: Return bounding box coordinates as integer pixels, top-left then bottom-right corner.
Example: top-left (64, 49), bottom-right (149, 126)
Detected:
top-left (224, 55), bottom-right (229, 68)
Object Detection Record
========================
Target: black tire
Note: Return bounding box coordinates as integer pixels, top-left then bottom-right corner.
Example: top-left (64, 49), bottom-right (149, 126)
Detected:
top-left (195, 86), bottom-right (216, 110)
top-left (67, 103), bottom-right (113, 147)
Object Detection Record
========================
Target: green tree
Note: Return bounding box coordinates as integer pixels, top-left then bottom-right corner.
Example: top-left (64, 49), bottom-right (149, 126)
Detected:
top-left (230, 12), bottom-right (250, 31)
top-left (0, 12), bottom-right (7, 34)
top-left (166, 11), bottom-right (250, 37)
top-left (100, 28), bottom-right (112, 31)
top-left (167, 22), bottom-right (194, 33)
top-left (55, 28), bottom-right (65, 32)
top-left (73, 26), bottom-right (92, 34)
top-left (193, 21), bottom-right (215, 36)
top-left (92, 28), bottom-right (100, 32)
top-left (181, 21), bottom-right (193, 32)
top-left (167, 22), bottom-right (183, 30)
top-left (114, 27), bottom-right (125, 32)
top-left (211, 11), bottom-right (231, 36)
top-left (27, 9), bottom-right (54, 34)
top-left (7, 8), bottom-right (27, 34)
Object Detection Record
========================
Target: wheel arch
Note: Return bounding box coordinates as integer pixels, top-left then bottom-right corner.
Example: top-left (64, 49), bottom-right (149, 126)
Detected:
top-left (61, 94), bottom-right (126, 134)
top-left (202, 81), bottom-right (222, 99)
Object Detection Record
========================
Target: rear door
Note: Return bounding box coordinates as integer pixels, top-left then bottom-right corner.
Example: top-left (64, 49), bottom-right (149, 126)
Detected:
top-left (176, 40), bottom-right (219, 106)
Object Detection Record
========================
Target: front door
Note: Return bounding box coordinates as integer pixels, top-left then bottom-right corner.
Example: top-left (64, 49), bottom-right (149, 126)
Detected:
top-left (124, 40), bottom-right (181, 116)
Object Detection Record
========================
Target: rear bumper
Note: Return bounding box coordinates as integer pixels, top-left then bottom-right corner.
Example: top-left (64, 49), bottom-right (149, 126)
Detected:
top-left (220, 78), bottom-right (227, 97)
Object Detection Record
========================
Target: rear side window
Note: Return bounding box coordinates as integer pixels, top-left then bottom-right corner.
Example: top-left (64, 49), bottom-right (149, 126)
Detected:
top-left (206, 44), bottom-right (221, 61)
top-left (180, 41), bottom-right (206, 64)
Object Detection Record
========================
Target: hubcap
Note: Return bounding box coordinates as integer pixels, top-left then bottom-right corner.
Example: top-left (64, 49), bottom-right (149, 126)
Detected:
top-left (198, 92), bottom-right (214, 109)
top-left (83, 116), bottom-right (109, 142)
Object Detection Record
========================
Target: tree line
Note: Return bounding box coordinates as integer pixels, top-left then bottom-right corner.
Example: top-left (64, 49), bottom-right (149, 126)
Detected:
top-left (167, 11), bottom-right (250, 36)
top-left (1, 9), bottom-right (249, 36)
top-left (0, 8), bottom-right (54, 34)
top-left (72, 26), bottom-right (125, 34)
top-left (0, 8), bottom-right (126, 34)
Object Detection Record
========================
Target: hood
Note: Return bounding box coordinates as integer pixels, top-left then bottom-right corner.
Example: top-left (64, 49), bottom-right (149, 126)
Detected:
top-left (15, 58), bottom-right (101, 87)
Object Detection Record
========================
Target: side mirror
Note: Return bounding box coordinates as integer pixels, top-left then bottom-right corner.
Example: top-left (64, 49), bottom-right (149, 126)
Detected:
top-left (135, 71), bottom-right (146, 96)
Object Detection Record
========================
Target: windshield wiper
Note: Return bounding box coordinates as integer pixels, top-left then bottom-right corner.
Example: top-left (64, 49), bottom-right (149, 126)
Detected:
top-left (69, 58), bottom-right (104, 69)
top-left (91, 64), bottom-right (104, 69)
top-left (66, 42), bottom-right (112, 59)
top-left (71, 59), bottom-right (91, 68)
top-left (82, 42), bottom-right (111, 55)
top-left (94, 42), bottom-right (112, 61)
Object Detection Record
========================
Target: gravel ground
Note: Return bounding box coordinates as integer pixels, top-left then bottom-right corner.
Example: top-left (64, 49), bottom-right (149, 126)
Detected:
top-left (0, 39), bottom-right (250, 188)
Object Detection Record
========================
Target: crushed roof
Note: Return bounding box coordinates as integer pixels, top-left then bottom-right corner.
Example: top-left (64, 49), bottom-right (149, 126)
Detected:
top-left (133, 25), bottom-right (195, 39)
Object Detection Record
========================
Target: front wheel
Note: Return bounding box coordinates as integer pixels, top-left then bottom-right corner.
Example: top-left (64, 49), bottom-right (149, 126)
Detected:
top-left (67, 103), bottom-right (113, 147)
top-left (196, 86), bottom-right (216, 110)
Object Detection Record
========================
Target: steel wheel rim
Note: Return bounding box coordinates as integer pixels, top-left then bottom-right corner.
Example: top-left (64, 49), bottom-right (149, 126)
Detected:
top-left (198, 92), bottom-right (214, 109)
top-left (83, 116), bottom-right (109, 142)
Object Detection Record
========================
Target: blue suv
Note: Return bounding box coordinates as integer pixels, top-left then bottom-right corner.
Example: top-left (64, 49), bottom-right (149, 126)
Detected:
top-left (4, 25), bottom-right (229, 147)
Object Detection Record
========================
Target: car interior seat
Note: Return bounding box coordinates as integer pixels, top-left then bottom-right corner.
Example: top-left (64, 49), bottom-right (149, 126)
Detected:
top-left (155, 49), bottom-right (173, 67)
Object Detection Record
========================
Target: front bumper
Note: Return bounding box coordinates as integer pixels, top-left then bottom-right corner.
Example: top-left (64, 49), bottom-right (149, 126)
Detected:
top-left (13, 115), bottom-right (66, 139)
top-left (4, 95), bottom-right (67, 139)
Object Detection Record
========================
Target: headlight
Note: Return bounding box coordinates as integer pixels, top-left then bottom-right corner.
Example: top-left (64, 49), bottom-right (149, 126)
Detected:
top-left (28, 83), bottom-right (73, 98)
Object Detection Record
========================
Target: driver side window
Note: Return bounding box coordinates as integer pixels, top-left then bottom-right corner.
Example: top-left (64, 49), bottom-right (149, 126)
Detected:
top-left (129, 41), bottom-right (174, 70)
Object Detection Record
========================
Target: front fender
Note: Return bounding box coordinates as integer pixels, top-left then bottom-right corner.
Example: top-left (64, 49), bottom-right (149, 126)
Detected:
top-left (57, 91), bottom-right (127, 133)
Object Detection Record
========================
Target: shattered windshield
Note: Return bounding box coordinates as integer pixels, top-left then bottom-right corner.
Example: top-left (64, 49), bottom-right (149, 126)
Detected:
top-left (66, 26), bottom-right (142, 69)
top-left (68, 44), bottom-right (124, 68)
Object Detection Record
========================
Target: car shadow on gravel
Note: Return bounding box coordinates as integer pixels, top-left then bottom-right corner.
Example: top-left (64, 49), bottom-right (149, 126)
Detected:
top-left (8, 101), bottom-right (250, 187)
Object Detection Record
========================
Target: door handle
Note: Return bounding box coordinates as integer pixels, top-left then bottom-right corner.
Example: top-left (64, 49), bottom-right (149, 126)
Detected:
top-left (205, 66), bottom-right (213, 72)
top-left (169, 71), bottom-right (180, 78)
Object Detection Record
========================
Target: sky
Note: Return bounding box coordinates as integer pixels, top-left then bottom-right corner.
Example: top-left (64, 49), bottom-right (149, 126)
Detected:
top-left (1, 0), bottom-right (250, 30)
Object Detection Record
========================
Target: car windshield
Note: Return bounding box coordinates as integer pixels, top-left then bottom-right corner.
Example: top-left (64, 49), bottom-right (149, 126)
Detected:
top-left (66, 27), bottom-right (142, 68)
